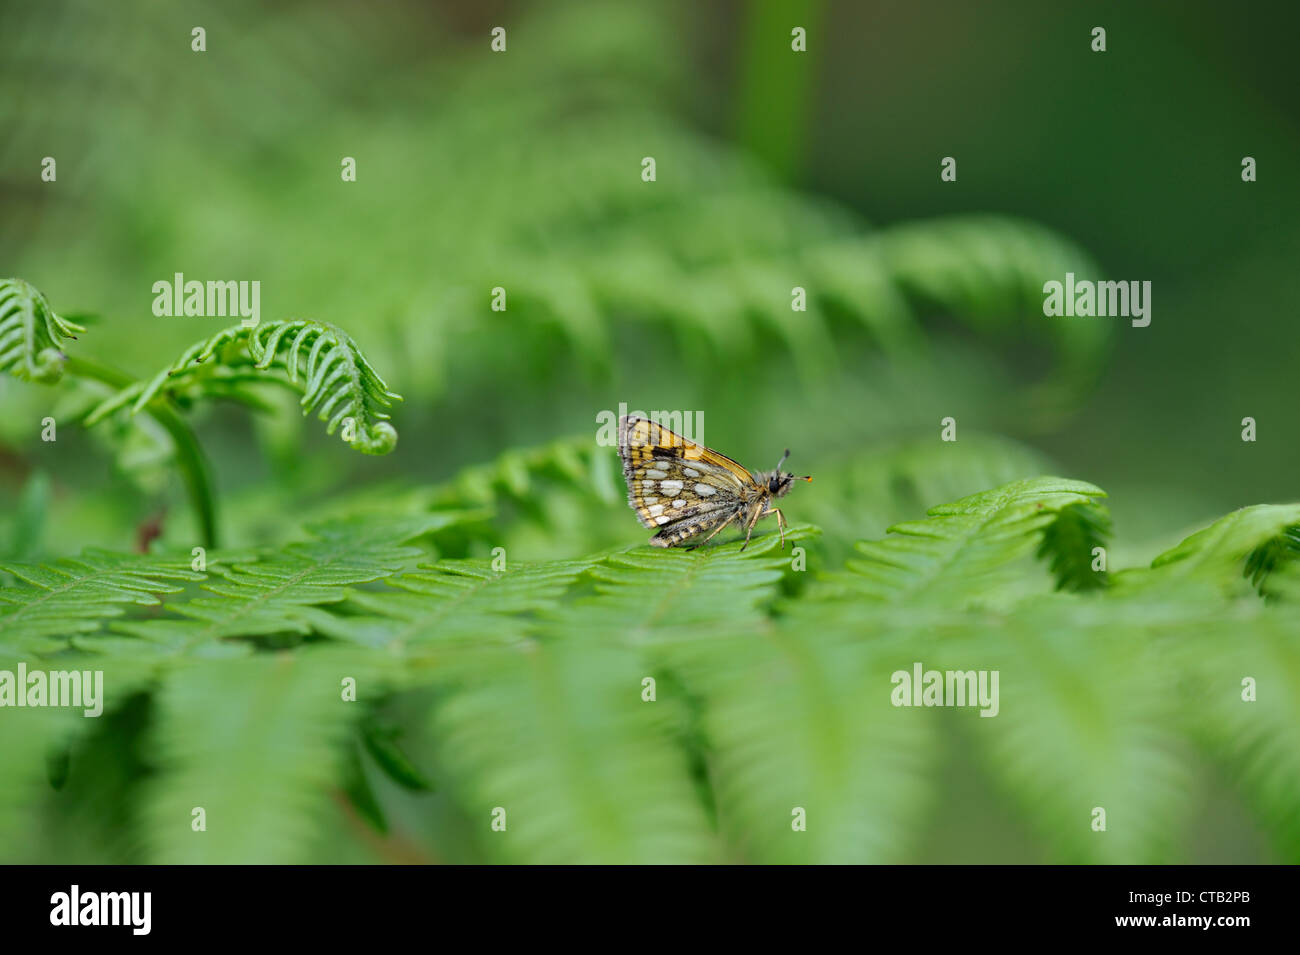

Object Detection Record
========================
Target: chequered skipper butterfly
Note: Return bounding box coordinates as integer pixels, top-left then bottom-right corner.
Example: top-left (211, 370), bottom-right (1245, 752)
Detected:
top-left (617, 415), bottom-right (811, 551)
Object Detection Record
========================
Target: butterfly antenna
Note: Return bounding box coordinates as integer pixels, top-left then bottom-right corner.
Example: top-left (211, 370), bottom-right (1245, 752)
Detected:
top-left (776, 449), bottom-right (791, 471)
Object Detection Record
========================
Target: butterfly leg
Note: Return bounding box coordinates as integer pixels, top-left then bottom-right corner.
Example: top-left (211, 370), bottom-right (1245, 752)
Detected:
top-left (739, 505), bottom-right (766, 552)
top-left (773, 508), bottom-right (787, 549)
top-left (690, 510), bottom-right (741, 550)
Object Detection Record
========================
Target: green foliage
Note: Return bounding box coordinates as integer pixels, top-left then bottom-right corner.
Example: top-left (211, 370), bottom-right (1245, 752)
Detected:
top-left (1115, 504), bottom-right (1300, 598)
top-left (0, 551), bottom-right (207, 655)
top-left (664, 631), bottom-right (936, 864)
top-left (0, 278), bottom-right (83, 384)
top-left (315, 556), bottom-right (603, 650)
top-left (835, 477), bottom-right (1108, 608)
top-left (426, 636), bottom-right (720, 864)
top-left (1, 0), bottom-right (1293, 868)
top-left (0, 2), bottom-right (1108, 483)
top-left (140, 648), bottom-right (375, 863)
top-left (3, 279), bottom-right (404, 549)
top-left (86, 320), bottom-right (402, 454)
top-left (3, 470), bottom-right (1297, 864)
top-left (0, 0), bottom-right (1113, 568)
top-left (1038, 501), bottom-right (1112, 592)
top-left (108, 515), bottom-right (459, 656)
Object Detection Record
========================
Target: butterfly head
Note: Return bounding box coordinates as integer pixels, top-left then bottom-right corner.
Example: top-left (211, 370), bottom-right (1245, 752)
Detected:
top-left (763, 449), bottom-right (812, 498)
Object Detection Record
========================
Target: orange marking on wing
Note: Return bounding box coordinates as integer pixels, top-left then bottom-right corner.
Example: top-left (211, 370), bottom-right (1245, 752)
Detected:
top-left (621, 416), bottom-right (756, 485)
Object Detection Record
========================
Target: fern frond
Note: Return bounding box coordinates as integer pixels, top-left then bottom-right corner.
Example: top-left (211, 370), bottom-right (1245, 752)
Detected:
top-left (140, 647), bottom-right (379, 862)
top-left (1174, 613), bottom-right (1300, 860)
top-left (1, 469), bottom-right (51, 561)
top-left (548, 528), bottom-right (817, 643)
top-left (86, 320), bottom-right (402, 454)
top-left (511, 211), bottom-right (1109, 400)
top-left (661, 630), bottom-right (936, 863)
top-left (0, 551), bottom-right (207, 655)
top-left (430, 435), bottom-right (618, 511)
top-left (0, 652), bottom-right (164, 861)
top-left (310, 556), bottom-right (601, 651)
top-left (797, 432), bottom-right (1056, 564)
top-left (968, 609), bottom-right (1195, 863)
top-left (0, 693), bottom-right (82, 860)
top-left (818, 216), bottom-right (1106, 362)
top-left (833, 477), bottom-right (1108, 609)
top-left (1115, 504), bottom-right (1300, 598)
top-left (421, 434), bottom-right (630, 558)
top-left (0, 278), bottom-right (84, 383)
top-left (1037, 501), bottom-right (1112, 591)
top-left (251, 321), bottom-right (401, 453)
top-left (426, 635), bottom-right (720, 863)
top-left (108, 516), bottom-right (448, 653)
top-left (1243, 523), bottom-right (1300, 600)
top-left (360, 718), bottom-right (433, 792)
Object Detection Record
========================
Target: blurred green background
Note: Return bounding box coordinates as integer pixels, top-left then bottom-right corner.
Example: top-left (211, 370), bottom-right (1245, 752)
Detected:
top-left (1, 0), bottom-right (1297, 863)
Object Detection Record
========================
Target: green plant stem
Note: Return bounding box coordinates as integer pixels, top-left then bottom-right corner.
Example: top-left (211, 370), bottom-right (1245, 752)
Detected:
top-left (734, 0), bottom-right (825, 180)
top-left (65, 355), bottom-right (219, 548)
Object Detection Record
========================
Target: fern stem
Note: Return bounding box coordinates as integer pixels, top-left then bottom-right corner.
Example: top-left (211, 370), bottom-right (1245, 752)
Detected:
top-left (734, 0), bottom-right (825, 179)
top-left (65, 355), bottom-right (219, 548)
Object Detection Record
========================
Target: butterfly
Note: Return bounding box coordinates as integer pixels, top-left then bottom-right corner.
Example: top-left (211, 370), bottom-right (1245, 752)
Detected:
top-left (617, 415), bottom-right (811, 551)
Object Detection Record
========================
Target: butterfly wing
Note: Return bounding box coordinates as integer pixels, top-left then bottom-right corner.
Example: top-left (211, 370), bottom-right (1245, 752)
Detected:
top-left (617, 416), bottom-right (754, 544)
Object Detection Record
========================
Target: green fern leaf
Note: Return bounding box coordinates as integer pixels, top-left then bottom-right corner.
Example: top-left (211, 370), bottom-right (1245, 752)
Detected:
top-left (835, 477), bottom-right (1108, 609)
top-left (0, 699), bottom-right (82, 860)
top-left (312, 556), bottom-right (601, 651)
top-left (139, 647), bottom-right (379, 863)
top-left (797, 432), bottom-right (1056, 565)
top-left (251, 321), bottom-right (401, 452)
top-left (0, 552), bottom-right (207, 655)
top-left (548, 527), bottom-right (817, 642)
top-left (426, 635), bottom-right (720, 863)
top-left (0, 652), bottom-right (163, 861)
top-left (1037, 500), bottom-right (1113, 591)
top-left (969, 609), bottom-right (1195, 863)
top-left (108, 516), bottom-right (449, 653)
top-left (1244, 523), bottom-right (1300, 600)
top-left (361, 719), bottom-right (433, 792)
top-left (1116, 504), bottom-right (1300, 598)
top-left (85, 320), bottom-right (402, 454)
top-left (1174, 613), bottom-right (1300, 860)
top-left (661, 630), bottom-right (936, 863)
top-left (0, 278), bottom-right (84, 384)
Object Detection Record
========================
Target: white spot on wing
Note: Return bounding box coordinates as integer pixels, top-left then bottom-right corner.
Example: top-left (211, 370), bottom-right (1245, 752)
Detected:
top-left (683, 468), bottom-right (701, 478)
top-left (646, 469), bottom-right (669, 480)
top-left (659, 480), bottom-right (683, 496)
top-left (655, 515), bottom-right (671, 525)
top-left (649, 504), bottom-right (665, 517)
top-left (672, 498), bottom-right (688, 509)
top-left (695, 483), bottom-right (717, 497)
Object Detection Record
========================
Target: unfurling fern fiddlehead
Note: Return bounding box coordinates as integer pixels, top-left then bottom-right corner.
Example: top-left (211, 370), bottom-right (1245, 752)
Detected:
top-left (0, 279), bottom-right (84, 383)
top-left (87, 320), bottom-right (402, 454)
top-left (3, 279), bottom-right (403, 547)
